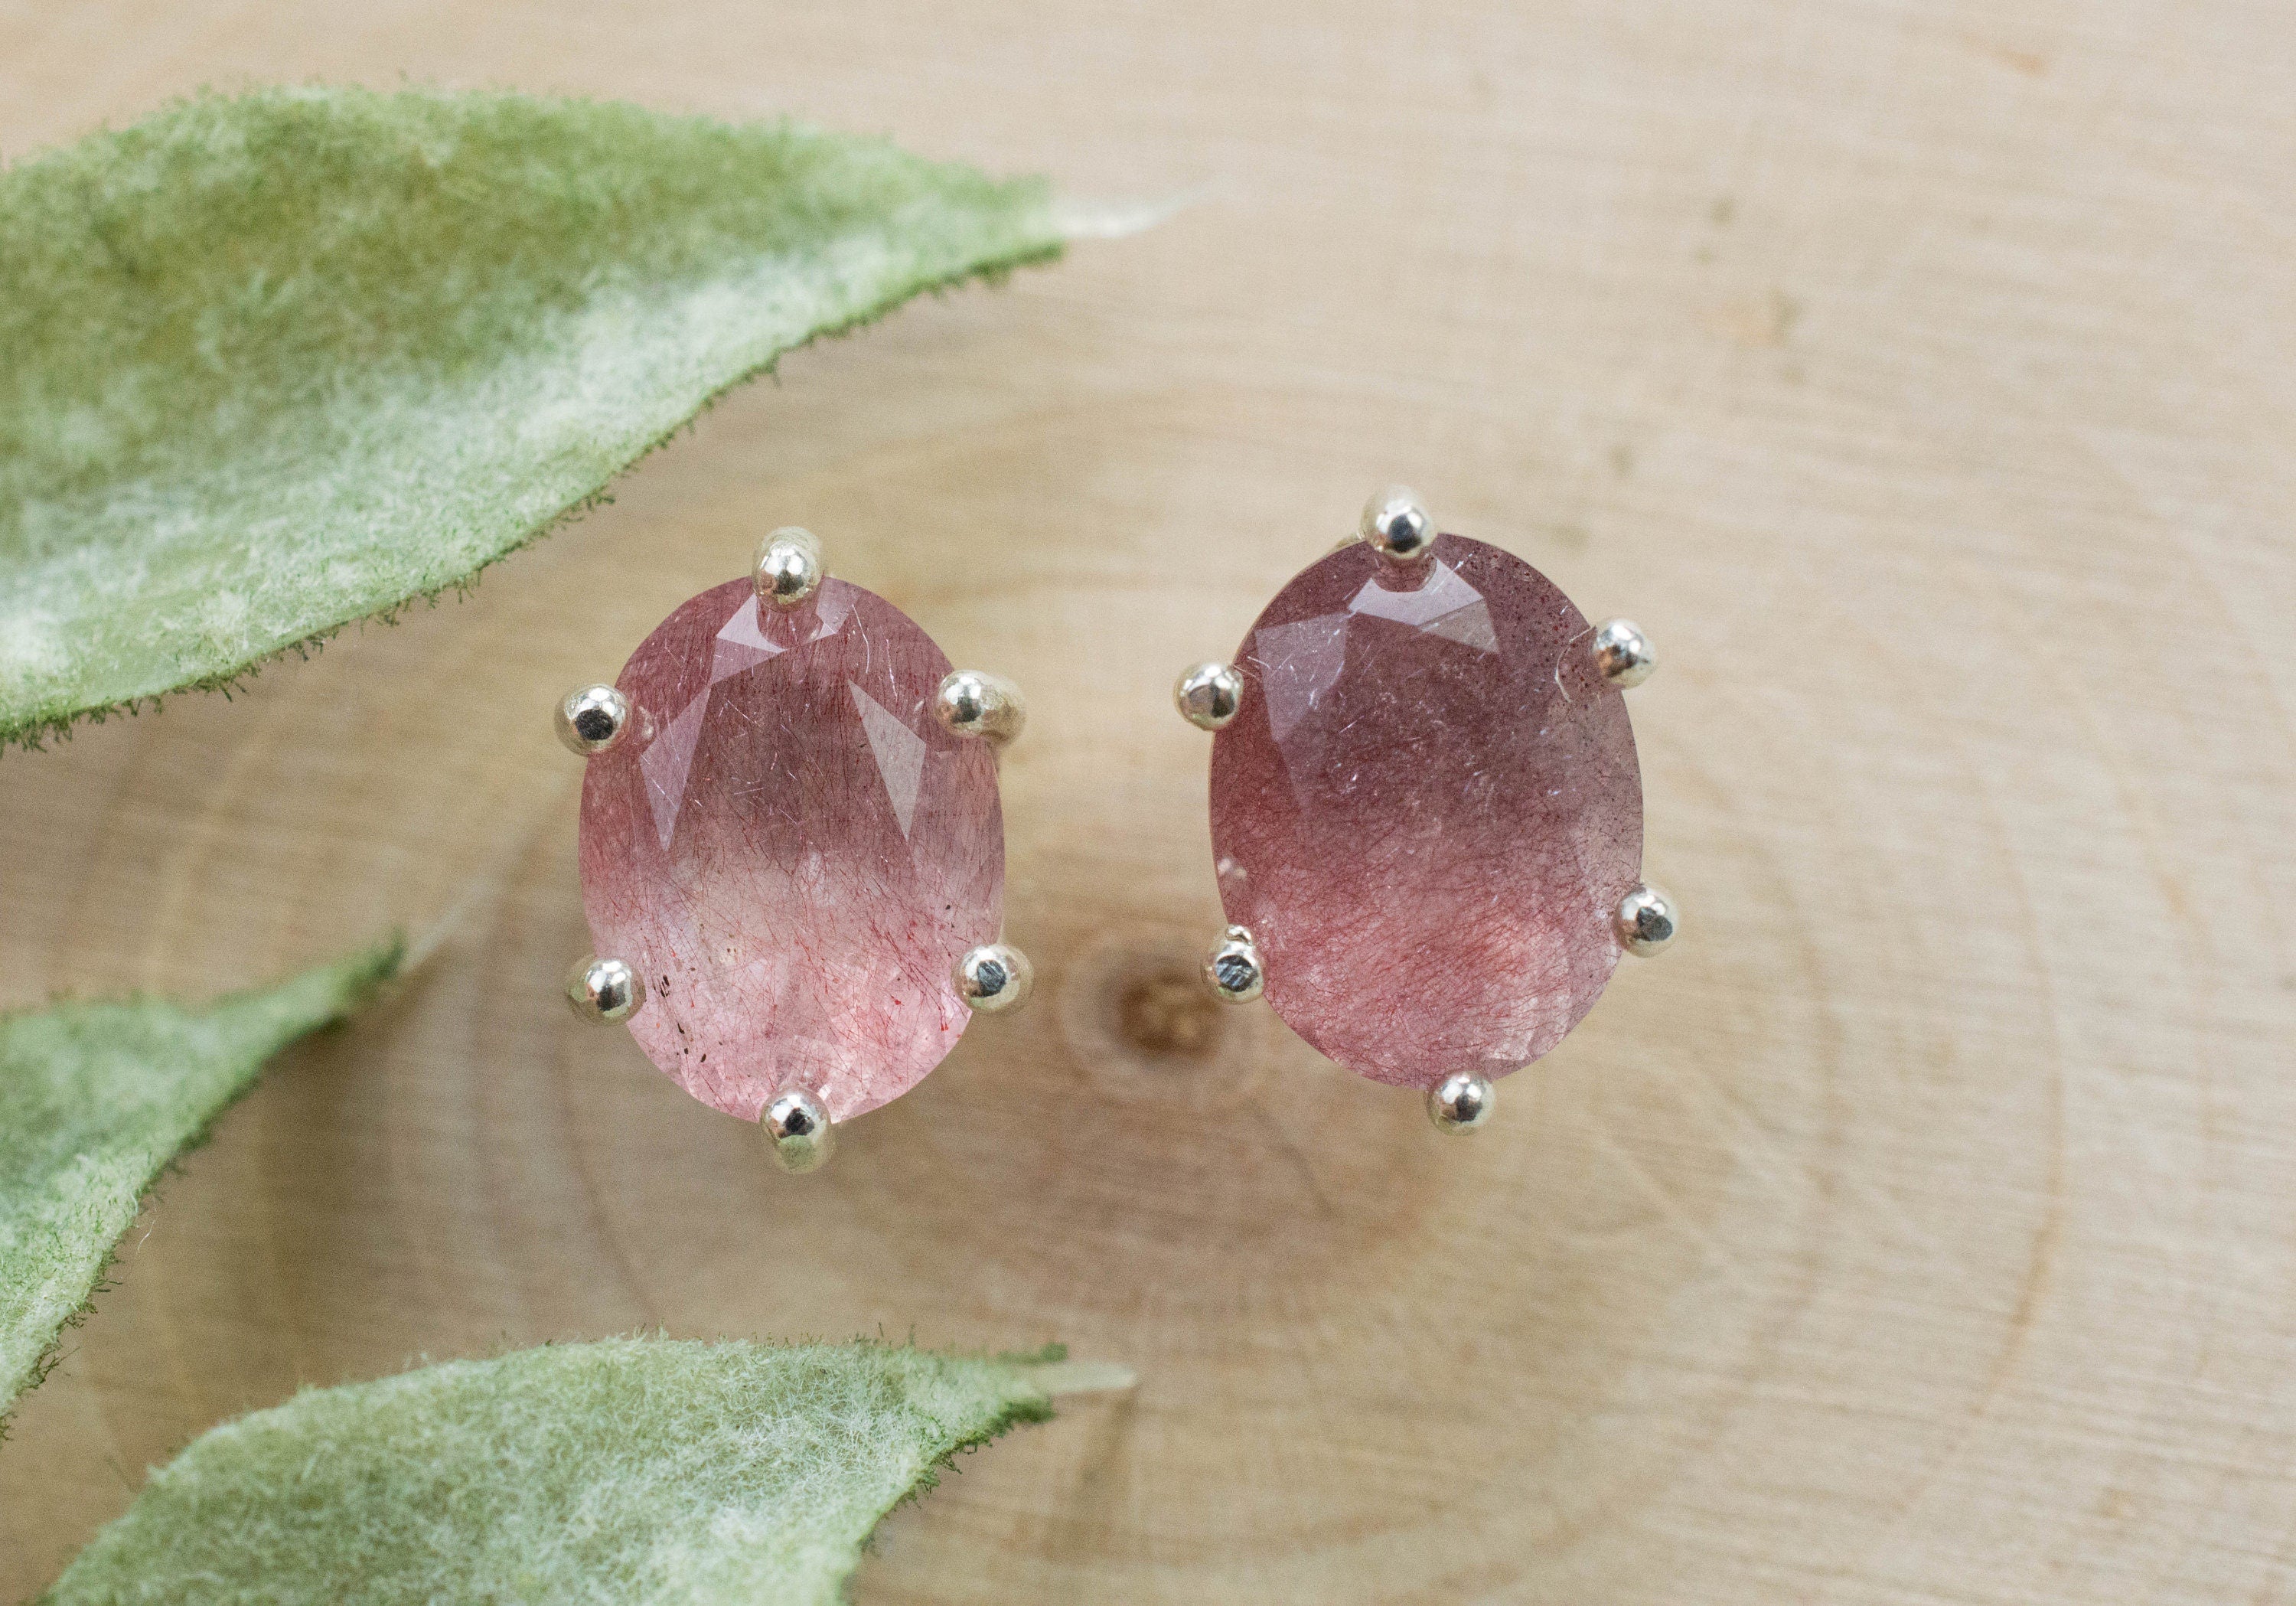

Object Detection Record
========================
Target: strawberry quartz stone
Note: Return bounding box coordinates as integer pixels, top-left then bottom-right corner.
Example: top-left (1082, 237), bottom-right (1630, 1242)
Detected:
top-left (578, 576), bottom-right (1001, 1122)
top-left (1208, 534), bottom-right (1643, 1089)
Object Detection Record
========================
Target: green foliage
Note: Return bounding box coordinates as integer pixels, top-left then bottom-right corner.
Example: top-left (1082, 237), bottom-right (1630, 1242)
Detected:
top-left (0, 87), bottom-right (1062, 747)
top-left (0, 940), bottom-right (402, 1422)
top-left (41, 1338), bottom-right (1055, 1605)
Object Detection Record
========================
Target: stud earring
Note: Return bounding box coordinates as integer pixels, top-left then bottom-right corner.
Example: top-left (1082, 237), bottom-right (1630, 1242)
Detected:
top-left (1175, 486), bottom-right (1675, 1134)
top-left (558, 526), bottom-right (1030, 1173)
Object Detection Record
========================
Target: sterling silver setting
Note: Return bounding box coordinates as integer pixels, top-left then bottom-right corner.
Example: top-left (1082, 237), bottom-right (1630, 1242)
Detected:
top-left (1616, 883), bottom-right (1678, 956)
top-left (1204, 925), bottom-right (1265, 1004)
top-left (754, 525), bottom-right (825, 610)
top-left (1175, 661), bottom-right (1244, 731)
top-left (1592, 617), bottom-right (1657, 689)
top-left (555, 684), bottom-right (634, 756)
top-left (564, 955), bottom-right (645, 1023)
top-left (955, 942), bottom-right (1035, 1013)
top-left (1360, 484), bottom-right (1435, 568)
top-left (1427, 1071), bottom-right (1495, 1134)
top-left (934, 670), bottom-right (1026, 747)
top-left (762, 1087), bottom-right (836, 1173)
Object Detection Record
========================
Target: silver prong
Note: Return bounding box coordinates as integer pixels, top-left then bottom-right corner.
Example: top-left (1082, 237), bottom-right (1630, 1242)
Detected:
top-left (755, 526), bottom-right (825, 609)
top-left (934, 671), bottom-right (1026, 746)
top-left (556, 684), bottom-right (634, 755)
top-left (564, 955), bottom-right (645, 1023)
top-left (1174, 661), bottom-right (1244, 731)
top-left (1616, 883), bottom-right (1678, 955)
top-left (954, 942), bottom-right (1034, 1013)
top-left (1592, 618), bottom-right (1657, 688)
top-left (1360, 484), bottom-right (1435, 567)
top-left (762, 1087), bottom-right (835, 1173)
top-left (1427, 1071), bottom-right (1495, 1134)
top-left (1203, 924), bottom-right (1264, 1004)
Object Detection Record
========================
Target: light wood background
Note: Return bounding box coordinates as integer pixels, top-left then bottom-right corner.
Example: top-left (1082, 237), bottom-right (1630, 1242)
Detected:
top-left (5, 1), bottom-right (2294, 1600)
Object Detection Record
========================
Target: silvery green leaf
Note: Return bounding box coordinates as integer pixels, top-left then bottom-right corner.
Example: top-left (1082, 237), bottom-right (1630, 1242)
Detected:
top-left (0, 87), bottom-right (1062, 747)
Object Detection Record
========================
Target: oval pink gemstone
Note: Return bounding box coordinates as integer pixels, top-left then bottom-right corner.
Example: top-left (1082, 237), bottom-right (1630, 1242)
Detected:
top-left (578, 576), bottom-right (1001, 1122)
top-left (1209, 534), bottom-right (1643, 1088)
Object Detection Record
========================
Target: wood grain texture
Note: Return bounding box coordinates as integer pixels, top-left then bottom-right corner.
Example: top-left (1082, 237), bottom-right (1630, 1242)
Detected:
top-left (2, 2), bottom-right (2291, 1601)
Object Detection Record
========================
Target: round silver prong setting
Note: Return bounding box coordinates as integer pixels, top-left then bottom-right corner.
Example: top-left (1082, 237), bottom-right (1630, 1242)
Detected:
top-left (1616, 883), bottom-right (1678, 955)
top-left (754, 525), bottom-right (825, 609)
top-left (564, 955), bottom-right (645, 1023)
top-left (1175, 661), bottom-right (1244, 731)
top-left (954, 942), bottom-right (1034, 1013)
top-left (934, 670), bottom-right (1026, 746)
top-left (1593, 618), bottom-right (1657, 689)
top-left (1360, 484), bottom-right (1435, 567)
top-left (1204, 925), bottom-right (1265, 1004)
top-left (762, 1087), bottom-right (836, 1173)
top-left (556, 684), bottom-right (633, 756)
top-left (1427, 1071), bottom-right (1495, 1134)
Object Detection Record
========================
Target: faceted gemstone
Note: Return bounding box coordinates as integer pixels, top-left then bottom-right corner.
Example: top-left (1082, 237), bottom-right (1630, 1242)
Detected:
top-left (1208, 534), bottom-right (1642, 1088)
top-left (578, 576), bottom-right (1001, 1122)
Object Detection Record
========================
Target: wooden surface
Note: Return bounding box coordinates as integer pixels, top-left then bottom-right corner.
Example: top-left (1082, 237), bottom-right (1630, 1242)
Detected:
top-left (4, 2), bottom-right (2294, 1600)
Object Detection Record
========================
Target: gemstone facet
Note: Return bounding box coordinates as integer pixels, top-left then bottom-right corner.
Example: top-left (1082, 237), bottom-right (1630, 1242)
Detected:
top-left (578, 576), bottom-right (1002, 1122)
top-left (1208, 534), bottom-right (1644, 1088)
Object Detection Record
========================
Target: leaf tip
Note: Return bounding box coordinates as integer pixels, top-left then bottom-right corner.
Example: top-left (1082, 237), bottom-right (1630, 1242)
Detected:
top-left (1016, 1357), bottom-right (1138, 1398)
top-left (1052, 188), bottom-right (1201, 240)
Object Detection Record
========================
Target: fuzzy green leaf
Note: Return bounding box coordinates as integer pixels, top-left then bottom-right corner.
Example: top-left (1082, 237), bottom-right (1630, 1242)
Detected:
top-left (0, 940), bottom-right (403, 1422)
top-left (42, 1337), bottom-right (1055, 1605)
top-left (0, 87), bottom-right (1064, 747)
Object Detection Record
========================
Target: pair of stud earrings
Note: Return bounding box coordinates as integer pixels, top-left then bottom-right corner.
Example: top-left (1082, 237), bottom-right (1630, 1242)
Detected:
top-left (556, 487), bottom-right (1675, 1173)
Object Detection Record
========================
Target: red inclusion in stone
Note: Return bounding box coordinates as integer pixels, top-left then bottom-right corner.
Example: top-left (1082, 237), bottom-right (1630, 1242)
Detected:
top-left (578, 577), bottom-right (1002, 1122)
top-left (1208, 534), bottom-right (1643, 1088)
